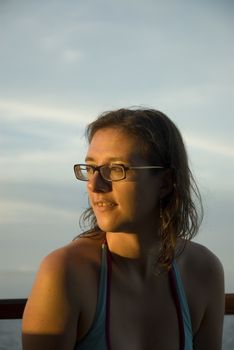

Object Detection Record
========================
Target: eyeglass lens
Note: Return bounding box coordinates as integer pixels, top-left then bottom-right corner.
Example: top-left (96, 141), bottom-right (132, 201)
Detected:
top-left (75, 164), bottom-right (125, 181)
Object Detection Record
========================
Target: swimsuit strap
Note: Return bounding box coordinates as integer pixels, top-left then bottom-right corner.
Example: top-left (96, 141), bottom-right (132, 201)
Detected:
top-left (169, 263), bottom-right (185, 350)
top-left (75, 243), bottom-right (108, 350)
top-left (169, 261), bottom-right (193, 350)
top-left (105, 242), bottom-right (112, 350)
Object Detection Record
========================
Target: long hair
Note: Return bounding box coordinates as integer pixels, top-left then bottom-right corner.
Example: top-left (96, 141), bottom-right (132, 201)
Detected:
top-left (78, 108), bottom-right (203, 270)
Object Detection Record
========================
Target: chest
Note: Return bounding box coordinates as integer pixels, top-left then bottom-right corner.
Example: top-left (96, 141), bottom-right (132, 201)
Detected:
top-left (109, 270), bottom-right (181, 350)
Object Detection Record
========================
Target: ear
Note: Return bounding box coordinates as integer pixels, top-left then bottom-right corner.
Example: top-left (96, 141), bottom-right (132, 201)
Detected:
top-left (159, 169), bottom-right (173, 199)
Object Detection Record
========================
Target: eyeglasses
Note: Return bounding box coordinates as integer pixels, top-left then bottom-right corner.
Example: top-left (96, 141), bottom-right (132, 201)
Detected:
top-left (74, 163), bottom-right (164, 182)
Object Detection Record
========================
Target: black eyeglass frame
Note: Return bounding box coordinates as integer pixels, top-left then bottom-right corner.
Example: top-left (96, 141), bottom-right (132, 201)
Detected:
top-left (73, 163), bottom-right (164, 182)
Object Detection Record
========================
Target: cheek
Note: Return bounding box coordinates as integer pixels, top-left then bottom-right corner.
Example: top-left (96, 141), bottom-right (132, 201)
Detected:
top-left (110, 183), bottom-right (136, 218)
top-left (116, 181), bottom-right (159, 214)
top-left (127, 180), bottom-right (160, 213)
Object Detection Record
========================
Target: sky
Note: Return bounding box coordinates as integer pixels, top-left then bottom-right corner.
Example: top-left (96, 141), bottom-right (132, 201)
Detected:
top-left (0, 0), bottom-right (233, 298)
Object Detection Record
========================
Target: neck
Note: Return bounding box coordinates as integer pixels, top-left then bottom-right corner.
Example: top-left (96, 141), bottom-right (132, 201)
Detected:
top-left (106, 231), bottom-right (163, 280)
top-left (106, 229), bottom-right (162, 260)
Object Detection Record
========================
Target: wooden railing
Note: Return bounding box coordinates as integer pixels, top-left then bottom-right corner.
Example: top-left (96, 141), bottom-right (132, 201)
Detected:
top-left (225, 294), bottom-right (234, 314)
top-left (0, 299), bottom-right (27, 319)
top-left (0, 294), bottom-right (234, 319)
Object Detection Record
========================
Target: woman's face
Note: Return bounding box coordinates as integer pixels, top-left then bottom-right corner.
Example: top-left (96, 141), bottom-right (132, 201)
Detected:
top-left (85, 127), bottom-right (166, 234)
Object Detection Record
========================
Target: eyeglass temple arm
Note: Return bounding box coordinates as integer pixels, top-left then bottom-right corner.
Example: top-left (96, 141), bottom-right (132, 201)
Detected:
top-left (129, 166), bottom-right (164, 169)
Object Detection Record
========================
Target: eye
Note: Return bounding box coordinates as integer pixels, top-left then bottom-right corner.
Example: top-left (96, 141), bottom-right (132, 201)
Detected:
top-left (110, 164), bottom-right (123, 173)
top-left (108, 164), bottom-right (125, 180)
top-left (85, 165), bottom-right (95, 174)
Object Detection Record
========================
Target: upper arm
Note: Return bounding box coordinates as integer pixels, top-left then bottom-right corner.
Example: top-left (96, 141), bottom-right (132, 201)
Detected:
top-left (193, 252), bottom-right (225, 350)
top-left (22, 249), bottom-right (79, 350)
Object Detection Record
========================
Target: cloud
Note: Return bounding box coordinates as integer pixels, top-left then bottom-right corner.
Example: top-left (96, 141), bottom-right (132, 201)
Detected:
top-left (61, 49), bottom-right (84, 63)
top-left (0, 98), bottom-right (89, 124)
top-left (1, 97), bottom-right (233, 160)
top-left (185, 134), bottom-right (234, 158)
top-left (0, 199), bottom-right (78, 224)
top-left (155, 83), bottom-right (233, 111)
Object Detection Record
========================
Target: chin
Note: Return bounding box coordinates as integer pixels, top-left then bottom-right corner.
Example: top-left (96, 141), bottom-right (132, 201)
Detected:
top-left (97, 219), bottom-right (133, 234)
top-left (96, 217), bottom-right (119, 232)
top-left (97, 222), bottom-right (120, 233)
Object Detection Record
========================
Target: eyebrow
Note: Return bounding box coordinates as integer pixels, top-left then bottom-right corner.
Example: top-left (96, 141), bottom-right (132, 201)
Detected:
top-left (85, 156), bottom-right (129, 163)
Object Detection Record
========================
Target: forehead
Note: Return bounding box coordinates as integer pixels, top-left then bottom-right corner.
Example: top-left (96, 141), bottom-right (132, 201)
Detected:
top-left (86, 128), bottom-right (145, 163)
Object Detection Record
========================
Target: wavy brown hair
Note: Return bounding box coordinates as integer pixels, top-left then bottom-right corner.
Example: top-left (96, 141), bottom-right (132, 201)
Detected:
top-left (78, 108), bottom-right (203, 271)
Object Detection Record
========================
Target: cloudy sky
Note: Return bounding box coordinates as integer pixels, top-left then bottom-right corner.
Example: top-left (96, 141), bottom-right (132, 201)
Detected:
top-left (0, 0), bottom-right (233, 298)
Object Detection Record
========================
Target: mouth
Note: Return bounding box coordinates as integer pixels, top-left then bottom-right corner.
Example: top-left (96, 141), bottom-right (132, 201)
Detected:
top-left (94, 200), bottom-right (117, 210)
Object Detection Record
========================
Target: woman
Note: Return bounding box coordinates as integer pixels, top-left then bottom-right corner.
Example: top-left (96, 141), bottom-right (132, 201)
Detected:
top-left (22, 108), bottom-right (224, 349)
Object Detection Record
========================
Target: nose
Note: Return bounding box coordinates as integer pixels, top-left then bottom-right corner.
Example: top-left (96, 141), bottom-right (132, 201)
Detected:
top-left (87, 171), bottom-right (112, 193)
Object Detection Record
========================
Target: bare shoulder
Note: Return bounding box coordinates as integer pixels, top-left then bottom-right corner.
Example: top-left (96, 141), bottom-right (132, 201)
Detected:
top-left (177, 239), bottom-right (224, 302)
top-left (26, 233), bottom-right (104, 301)
top-left (22, 234), bottom-right (104, 350)
top-left (178, 239), bottom-right (224, 281)
top-left (176, 239), bottom-right (225, 349)
top-left (37, 232), bottom-right (104, 279)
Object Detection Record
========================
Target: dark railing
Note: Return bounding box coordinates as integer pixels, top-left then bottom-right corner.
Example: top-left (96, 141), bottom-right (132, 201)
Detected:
top-left (0, 294), bottom-right (234, 319)
top-left (0, 299), bottom-right (27, 319)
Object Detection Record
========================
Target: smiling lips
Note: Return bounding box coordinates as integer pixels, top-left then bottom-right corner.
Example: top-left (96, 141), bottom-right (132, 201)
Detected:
top-left (94, 200), bottom-right (117, 209)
